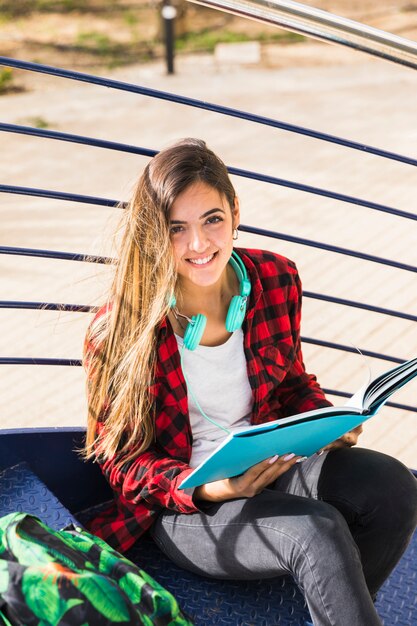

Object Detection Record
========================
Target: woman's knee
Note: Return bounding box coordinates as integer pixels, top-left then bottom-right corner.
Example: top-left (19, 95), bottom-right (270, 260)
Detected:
top-left (379, 452), bottom-right (417, 526)
top-left (318, 447), bottom-right (417, 529)
top-left (283, 498), bottom-right (361, 567)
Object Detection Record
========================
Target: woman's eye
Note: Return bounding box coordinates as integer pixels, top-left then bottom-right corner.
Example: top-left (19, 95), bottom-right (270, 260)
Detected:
top-left (170, 216), bottom-right (222, 234)
top-left (206, 216), bottom-right (223, 225)
top-left (170, 225), bottom-right (184, 234)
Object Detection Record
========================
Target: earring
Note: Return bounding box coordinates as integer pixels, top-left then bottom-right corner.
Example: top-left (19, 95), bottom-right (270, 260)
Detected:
top-left (233, 228), bottom-right (239, 240)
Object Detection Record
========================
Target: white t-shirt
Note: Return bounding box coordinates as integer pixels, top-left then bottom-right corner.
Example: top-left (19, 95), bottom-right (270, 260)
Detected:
top-left (175, 328), bottom-right (253, 468)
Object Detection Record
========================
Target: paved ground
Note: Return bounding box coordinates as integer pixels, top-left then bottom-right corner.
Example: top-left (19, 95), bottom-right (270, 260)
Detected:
top-left (0, 41), bottom-right (416, 466)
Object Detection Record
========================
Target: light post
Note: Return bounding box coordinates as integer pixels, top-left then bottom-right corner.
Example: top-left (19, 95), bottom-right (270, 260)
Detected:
top-left (161, 1), bottom-right (177, 74)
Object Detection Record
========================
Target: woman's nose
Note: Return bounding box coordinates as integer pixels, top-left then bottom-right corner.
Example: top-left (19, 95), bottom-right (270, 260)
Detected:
top-left (188, 226), bottom-right (209, 252)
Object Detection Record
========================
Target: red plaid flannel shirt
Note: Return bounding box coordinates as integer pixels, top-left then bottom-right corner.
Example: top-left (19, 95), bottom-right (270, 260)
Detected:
top-left (84, 248), bottom-right (332, 552)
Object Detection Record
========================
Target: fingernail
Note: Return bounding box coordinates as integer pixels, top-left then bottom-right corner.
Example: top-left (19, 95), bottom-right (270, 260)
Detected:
top-left (268, 454), bottom-right (279, 464)
top-left (296, 456), bottom-right (308, 464)
top-left (283, 453), bottom-right (295, 461)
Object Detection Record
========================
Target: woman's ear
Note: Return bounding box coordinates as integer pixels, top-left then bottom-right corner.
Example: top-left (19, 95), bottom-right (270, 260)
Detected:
top-left (232, 196), bottom-right (240, 229)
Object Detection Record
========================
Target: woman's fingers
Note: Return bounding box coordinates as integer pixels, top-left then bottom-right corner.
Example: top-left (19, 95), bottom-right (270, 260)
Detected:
top-left (242, 453), bottom-right (296, 480)
top-left (339, 424), bottom-right (364, 446)
top-left (318, 423), bottom-right (364, 454)
top-left (248, 453), bottom-right (301, 495)
top-left (201, 453), bottom-right (304, 501)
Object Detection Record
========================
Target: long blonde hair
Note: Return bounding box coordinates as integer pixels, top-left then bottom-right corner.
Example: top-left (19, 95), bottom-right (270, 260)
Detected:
top-left (83, 138), bottom-right (236, 465)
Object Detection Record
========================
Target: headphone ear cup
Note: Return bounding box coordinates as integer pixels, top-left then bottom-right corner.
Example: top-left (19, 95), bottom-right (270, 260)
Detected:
top-left (183, 314), bottom-right (207, 351)
top-left (225, 296), bottom-right (247, 332)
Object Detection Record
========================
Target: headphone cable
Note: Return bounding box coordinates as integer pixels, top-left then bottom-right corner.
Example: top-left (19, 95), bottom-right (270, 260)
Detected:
top-left (180, 344), bottom-right (231, 435)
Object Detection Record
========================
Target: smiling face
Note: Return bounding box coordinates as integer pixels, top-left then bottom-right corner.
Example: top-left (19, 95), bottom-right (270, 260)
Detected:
top-left (169, 181), bottom-right (240, 291)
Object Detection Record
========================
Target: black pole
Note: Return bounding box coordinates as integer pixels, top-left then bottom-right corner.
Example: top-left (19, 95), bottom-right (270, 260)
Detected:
top-left (162, 1), bottom-right (176, 75)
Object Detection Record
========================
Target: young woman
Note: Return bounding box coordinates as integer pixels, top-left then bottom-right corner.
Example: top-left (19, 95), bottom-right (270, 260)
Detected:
top-left (83, 138), bottom-right (417, 626)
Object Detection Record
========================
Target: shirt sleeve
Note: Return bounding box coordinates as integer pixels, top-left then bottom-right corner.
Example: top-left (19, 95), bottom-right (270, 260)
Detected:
top-left (276, 267), bottom-right (333, 416)
top-left (96, 433), bottom-right (201, 515)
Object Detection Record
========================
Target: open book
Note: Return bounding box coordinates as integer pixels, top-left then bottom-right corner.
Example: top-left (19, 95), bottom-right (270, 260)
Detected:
top-left (179, 356), bottom-right (417, 490)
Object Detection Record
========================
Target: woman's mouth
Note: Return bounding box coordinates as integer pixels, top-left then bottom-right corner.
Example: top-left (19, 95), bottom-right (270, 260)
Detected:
top-left (186, 252), bottom-right (217, 266)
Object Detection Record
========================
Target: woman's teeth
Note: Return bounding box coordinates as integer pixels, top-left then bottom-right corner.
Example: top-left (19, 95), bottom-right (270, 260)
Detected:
top-left (188, 254), bottom-right (215, 265)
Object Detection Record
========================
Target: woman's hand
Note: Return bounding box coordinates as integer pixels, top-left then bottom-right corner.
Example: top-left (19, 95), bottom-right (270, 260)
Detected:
top-left (193, 453), bottom-right (302, 503)
top-left (318, 424), bottom-right (363, 454)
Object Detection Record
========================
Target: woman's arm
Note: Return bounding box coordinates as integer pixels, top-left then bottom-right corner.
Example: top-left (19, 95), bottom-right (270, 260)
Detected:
top-left (96, 430), bottom-right (200, 514)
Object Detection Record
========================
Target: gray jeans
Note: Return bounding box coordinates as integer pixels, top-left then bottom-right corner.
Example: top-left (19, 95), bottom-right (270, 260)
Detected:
top-left (151, 449), bottom-right (417, 626)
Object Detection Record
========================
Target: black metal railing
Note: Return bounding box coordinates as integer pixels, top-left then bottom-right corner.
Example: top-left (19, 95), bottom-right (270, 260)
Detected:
top-left (0, 55), bottom-right (416, 413)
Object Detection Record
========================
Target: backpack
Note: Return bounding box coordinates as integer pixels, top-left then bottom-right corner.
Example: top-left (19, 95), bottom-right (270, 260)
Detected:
top-left (0, 512), bottom-right (194, 626)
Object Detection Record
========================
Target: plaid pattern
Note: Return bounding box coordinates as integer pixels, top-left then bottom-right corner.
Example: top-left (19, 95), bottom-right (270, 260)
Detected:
top-left (84, 248), bottom-right (332, 553)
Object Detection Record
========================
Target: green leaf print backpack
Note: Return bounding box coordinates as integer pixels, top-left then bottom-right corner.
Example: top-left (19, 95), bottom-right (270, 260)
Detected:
top-left (0, 512), bottom-right (193, 626)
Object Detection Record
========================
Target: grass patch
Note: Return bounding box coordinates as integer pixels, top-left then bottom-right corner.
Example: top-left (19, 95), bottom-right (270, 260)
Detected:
top-left (0, 1), bottom-right (114, 17)
top-left (74, 30), bottom-right (157, 68)
top-left (24, 116), bottom-right (51, 129)
top-left (176, 30), bottom-right (251, 53)
top-left (176, 28), bottom-right (305, 54)
top-left (68, 26), bottom-right (305, 67)
top-left (259, 31), bottom-right (306, 44)
top-left (123, 10), bottom-right (139, 28)
top-left (0, 68), bottom-right (18, 95)
top-left (76, 31), bottom-right (115, 56)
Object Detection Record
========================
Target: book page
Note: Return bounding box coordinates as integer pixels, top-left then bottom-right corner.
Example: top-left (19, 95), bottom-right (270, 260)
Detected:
top-left (363, 358), bottom-right (417, 412)
top-left (344, 359), bottom-right (372, 410)
top-left (344, 383), bottom-right (367, 410)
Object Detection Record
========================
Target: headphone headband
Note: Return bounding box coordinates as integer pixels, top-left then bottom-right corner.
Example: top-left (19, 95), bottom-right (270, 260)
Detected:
top-left (229, 250), bottom-right (251, 297)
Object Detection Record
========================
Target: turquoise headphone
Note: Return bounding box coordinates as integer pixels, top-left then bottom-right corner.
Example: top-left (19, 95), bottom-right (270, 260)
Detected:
top-left (171, 250), bottom-right (251, 351)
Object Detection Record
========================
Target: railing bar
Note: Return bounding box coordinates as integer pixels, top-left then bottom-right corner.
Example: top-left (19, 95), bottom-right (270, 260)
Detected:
top-left (0, 344), bottom-right (402, 367)
top-left (188, 0), bottom-right (417, 71)
top-left (0, 123), bottom-right (155, 157)
top-left (0, 184), bottom-right (120, 208)
top-left (0, 333), bottom-right (406, 366)
top-left (2, 127), bottom-right (416, 223)
top-left (0, 344), bottom-right (404, 366)
top-left (0, 57), bottom-right (416, 167)
top-left (3, 174), bottom-right (416, 226)
top-left (0, 359), bottom-right (414, 412)
top-left (0, 343), bottom-right (404, 367)
top-left (0, 301), bottom-right (97, 313)
top-left (301, 337), bottom-right (404, 364)
top-left (0, 246), bottom-right (112, 265)
top-left (2, 121), bottom-right (417, 172)
top-left (230, 168), bottom-right (417, 222)
top-left (304, 291), bottom-right (417, 323)
top-left (239, 225), bottom-right (417, 274)
top-left (1, 294), bottom-right (416, 322)
top-left (2, 230), bottom-right (416, 277)
top-left (0, 357), bottom-right (82, 366)
top-left (322, 389), bottom-right (417, 413)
